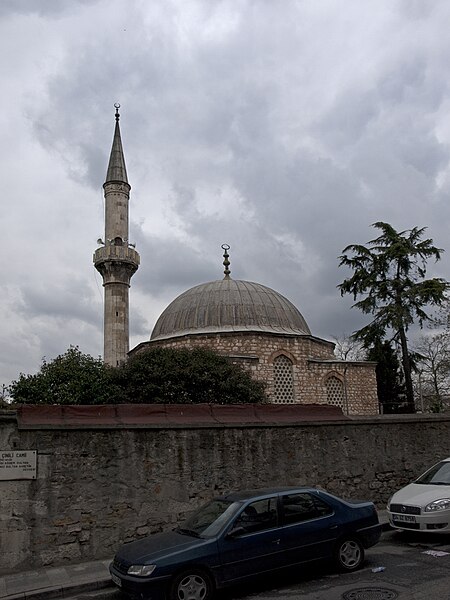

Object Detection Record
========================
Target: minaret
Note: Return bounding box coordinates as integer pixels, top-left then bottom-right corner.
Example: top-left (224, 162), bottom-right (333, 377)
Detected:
top-left (93, 104), bottom-right (140, 366)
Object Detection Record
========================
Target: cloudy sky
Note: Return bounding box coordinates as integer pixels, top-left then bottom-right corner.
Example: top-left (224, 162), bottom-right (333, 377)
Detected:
top-left (2, 0), bottom-right (450, 385)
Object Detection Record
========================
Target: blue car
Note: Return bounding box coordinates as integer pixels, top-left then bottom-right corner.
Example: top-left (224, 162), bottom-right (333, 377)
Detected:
top-left (110, 487), bottom-right (381, 600)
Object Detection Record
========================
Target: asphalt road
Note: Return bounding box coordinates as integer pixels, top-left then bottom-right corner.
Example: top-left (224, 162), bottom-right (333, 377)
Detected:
top-left (72, 529), bottom-right (450, 600)
top-left (222, 528), bottom-right (450, 600)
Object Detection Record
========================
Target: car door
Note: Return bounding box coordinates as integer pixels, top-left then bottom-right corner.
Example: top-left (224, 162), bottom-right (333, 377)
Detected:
top-left (217, 496), bottom-right (283, 583)
top-left (279, 492), bottom-right (342, 565)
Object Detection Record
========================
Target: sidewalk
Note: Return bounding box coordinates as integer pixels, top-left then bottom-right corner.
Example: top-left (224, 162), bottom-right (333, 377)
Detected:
top-left (0, 512), bottom-right (391, 600)
top-left (0, 558), bottom-right (114, 600)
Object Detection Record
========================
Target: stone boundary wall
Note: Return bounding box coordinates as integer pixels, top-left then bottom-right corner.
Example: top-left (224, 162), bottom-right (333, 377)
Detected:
top-left (1, 411), bottom-right (449, 574)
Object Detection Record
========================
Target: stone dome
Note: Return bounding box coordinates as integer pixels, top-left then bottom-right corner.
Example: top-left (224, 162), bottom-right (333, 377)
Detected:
top-left (150, 278), bottom-right (311, 341)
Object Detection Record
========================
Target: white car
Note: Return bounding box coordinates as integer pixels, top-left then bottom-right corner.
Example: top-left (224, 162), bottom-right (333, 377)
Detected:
top-left (387, 457), bottom-right (450, 532)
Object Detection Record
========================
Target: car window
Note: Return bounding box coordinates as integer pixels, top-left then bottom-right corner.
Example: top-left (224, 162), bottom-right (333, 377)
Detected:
top-left (312, 495), bottom-right (334, 516)
top-left (416, 461), bottom-right (450, 485)
top-left (281, 492), bottom-right (332, 524)
top-left (232, 497), bottom-right (278, 534)
top-left (181, 499), bottom-right (242, 538)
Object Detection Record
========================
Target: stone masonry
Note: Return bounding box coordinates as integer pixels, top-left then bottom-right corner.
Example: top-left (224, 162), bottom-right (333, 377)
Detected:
top-left (1, 409), bottom-right (449, 574)
top-left (133, 332), bottom-right (378, 415)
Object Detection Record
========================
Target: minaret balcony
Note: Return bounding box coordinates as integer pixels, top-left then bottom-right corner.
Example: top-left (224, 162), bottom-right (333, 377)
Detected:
top-left (93, 245), bottom-right (140, 269)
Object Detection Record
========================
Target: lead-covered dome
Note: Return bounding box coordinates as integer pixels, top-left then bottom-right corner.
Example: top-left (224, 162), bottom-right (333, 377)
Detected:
top-left (150, 278), bottom-right (311, 341)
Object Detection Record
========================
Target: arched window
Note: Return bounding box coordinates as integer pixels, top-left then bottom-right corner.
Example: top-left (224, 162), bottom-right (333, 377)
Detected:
top-left (273, 355), bottom-right (294, 403)
top-left (326, 375), bottom-right (344, 409)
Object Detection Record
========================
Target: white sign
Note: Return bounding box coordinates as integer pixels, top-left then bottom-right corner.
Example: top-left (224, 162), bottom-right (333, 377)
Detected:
top-left (0, 451), bottom-right (37, 480)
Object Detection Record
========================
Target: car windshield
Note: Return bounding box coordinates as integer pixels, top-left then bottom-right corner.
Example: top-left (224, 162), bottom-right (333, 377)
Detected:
top-left (177, 499), bottom-right (242, 538)
top-left (415, 461), bottom-right (450, 485)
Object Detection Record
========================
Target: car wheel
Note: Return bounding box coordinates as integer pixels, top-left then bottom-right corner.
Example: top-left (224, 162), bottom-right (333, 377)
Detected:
top-left (169, 569), bottom-right (214, 600)
top-left (334, 537), bottom-right (364, 572)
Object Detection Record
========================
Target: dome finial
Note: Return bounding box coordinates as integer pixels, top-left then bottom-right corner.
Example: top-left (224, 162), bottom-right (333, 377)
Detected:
top-left (114, 102), bottom-right (120, 122)
top-left (222, 244), bottom-right (231, 279)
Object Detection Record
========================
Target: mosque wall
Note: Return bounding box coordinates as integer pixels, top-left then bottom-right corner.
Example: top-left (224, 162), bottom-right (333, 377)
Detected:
top-left (304, 361), bottom-right (379, 415)
top-left (1, 411), bottom-right (449, 574)
top-left (342, 363), bottom-right (379, 414)
top-left (137, 332), bottom-right (378, 415)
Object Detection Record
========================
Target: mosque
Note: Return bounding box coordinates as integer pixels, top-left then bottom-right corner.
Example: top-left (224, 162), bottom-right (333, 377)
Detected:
top-left (94, 107), bottom-right (379, 415)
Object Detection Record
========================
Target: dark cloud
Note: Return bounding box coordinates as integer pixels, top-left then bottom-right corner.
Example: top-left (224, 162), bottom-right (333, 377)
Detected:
top-left (0, 0), bottom-right (99, 18)
top-left (20, 281), bottom-right (99, 326)
top-left (3, 0), bottom-right (450, 383)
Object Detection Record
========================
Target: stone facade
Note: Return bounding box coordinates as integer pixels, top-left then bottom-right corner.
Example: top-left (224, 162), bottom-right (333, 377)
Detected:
top-left (133, 332), bottom-right (378, 415)
top-left (1, 410), bottom-right (449, 574)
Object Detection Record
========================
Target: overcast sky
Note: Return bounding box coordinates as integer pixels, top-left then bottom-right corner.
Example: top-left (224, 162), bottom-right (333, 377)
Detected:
top-left (2, 0), bottom-right (450, 386)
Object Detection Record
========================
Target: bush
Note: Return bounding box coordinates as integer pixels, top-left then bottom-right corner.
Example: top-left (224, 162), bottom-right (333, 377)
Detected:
top-left (10, 346), bottom-right (121, 405)
top-left (115, 347), bottom-right (266, 404)
top-left (9, 346), bottom-right (267, 405)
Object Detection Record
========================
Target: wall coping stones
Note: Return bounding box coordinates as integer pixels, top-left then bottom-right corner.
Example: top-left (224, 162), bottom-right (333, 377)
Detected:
top-left (12, 403), bottom-right (351, 430)
top-left (307, 358), bottom-right (377, 366)
top-left (6, 404), bottom-right (450, 431)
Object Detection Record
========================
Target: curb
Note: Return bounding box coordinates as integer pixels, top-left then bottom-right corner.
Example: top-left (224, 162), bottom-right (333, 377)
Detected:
top-left (3, 577), bottom-right (113, 600)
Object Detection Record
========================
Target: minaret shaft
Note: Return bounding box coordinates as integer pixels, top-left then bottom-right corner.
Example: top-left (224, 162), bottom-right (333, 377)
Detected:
top-left (94, 107), bottom-right (139, 367)
top-left (104, 181), bottom-right (130, 243)
top-left (103, 281), bottom-right (130, 364)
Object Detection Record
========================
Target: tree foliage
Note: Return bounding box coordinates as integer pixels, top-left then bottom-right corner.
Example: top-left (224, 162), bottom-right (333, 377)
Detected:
top-left (338, 222), bottom-right (448, 412)
top-left (332, 334), bottom-right (366, 361)
top-left (413, 332), bottom-right (450, 413)
top-left (10, 346), bottom-right (120, 405)
top-left (115, 347), bottom-right (266, 404)
top-left (9, 346), bottom-right (266, 405)
top-left (366, 339), bottom-right (405, 413)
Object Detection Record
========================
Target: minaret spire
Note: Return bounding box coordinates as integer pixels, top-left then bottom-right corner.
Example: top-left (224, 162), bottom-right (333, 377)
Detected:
top-left (105, 104), bottom-right (129, 184)
top-left (93, 105), bottom-right (140, 367)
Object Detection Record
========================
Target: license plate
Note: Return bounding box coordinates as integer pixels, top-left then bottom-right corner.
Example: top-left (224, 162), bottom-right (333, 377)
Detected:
top-left (111, 573), bottom-right (122, 588)
top-left (394, 514), bottom-right (416, 523)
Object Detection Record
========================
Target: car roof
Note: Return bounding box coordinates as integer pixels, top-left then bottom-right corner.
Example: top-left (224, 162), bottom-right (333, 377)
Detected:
top-left (430, 457), bottom-right (450, 465)
top-left (221, 487), bottom-right (318, 502)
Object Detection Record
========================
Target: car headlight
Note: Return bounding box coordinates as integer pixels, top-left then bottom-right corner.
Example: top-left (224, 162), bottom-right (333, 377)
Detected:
top-left (127, 564), bottom-right (157, 576)
top-left (386, 496), bottom-right (393, 510)
top-left (425, 499), bottom-right (450, 512)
